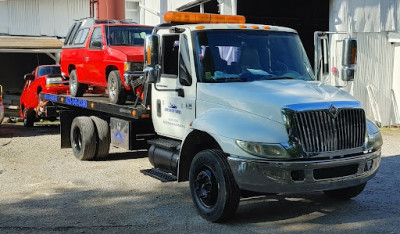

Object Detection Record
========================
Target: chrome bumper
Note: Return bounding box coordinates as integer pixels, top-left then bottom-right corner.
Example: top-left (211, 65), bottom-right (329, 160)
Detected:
top-left (228, 149), bottom-right (381, 193)
top-left (123, 71), bottom-right (143, 87)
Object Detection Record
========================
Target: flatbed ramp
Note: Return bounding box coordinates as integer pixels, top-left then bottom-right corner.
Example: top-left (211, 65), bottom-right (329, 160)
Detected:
top-left (41, 93), bottom-right (151, 119)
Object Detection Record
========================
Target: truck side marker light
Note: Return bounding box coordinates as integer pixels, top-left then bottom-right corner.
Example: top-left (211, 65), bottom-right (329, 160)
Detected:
top-left (238, 25), bottom-right (247, 29)
top-left (164, 11), bottom-right (246, 24)
top-left (91, 103), bottom-right (95, 108)
top-left (196, 26), bottom-right (205, 30)
top-left (61, 97), bottom-right (64, 102)
top-left (146, 46), bottom-right (151, 64)
top-left (263, 26), bottom-right (271, 30)
top-left (251, 26), bottom-right (259, 29)
top-left (189, 121), bottom-right (193, 127)
top-left (141, 114), bottom-right (150, 118)
top-left (131, 110), bottom-right (136, 117)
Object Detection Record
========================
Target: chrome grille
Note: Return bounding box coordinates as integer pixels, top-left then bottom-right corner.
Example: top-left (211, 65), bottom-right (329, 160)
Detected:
top-left (291, 109), bottom-right (366, 153)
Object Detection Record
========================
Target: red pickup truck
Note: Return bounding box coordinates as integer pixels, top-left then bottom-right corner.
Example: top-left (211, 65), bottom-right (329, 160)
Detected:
top-left (20, 65), bottom-right (69, 127)
top-left (60, 19), bottom-right (153, 104)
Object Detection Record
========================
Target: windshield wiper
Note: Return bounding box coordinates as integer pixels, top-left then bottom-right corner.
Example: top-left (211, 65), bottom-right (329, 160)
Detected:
top-left (211, 77), bottom-right (247, 83)
top-left (266, 76), bottom-right (295, 80)
top-left (113, 43), bottom-right (131, 46)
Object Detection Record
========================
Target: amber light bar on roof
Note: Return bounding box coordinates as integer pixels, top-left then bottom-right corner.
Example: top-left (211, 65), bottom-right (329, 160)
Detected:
top-left (163, 11), bottom-right (246, 24)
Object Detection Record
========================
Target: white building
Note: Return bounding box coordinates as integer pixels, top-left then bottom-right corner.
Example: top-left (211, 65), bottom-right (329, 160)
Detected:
top-left (325, 0), bottom-right (400, 126)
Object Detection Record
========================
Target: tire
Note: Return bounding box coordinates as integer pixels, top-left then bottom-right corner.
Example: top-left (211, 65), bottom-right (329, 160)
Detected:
top-left (323, 183), bottom-right (367, 200)
top-left (23, 109), bottom-right (35, 127)
top-left (108, 70), bottom-right (127, 104)
top-left (70, 116), bottom-right (96, 160)
top-left (90, 116), bottom-right (110, 159)
top-left (189, 149), bottom-right (240, 222)
top-left (69, 70), bottom-right (85, 97)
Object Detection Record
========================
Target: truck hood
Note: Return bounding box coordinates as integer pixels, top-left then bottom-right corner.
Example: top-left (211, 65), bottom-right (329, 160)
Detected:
top-left (110, 46), bottom-right (144, 61)
top-left (197, 80), bottom-right (360, 124)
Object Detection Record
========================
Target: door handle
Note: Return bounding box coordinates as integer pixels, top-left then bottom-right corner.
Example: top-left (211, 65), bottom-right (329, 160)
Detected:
top-left (85, 57), bottom-right (89, 61)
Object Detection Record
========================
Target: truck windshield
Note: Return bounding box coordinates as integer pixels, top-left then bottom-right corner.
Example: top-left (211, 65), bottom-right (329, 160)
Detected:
top-left (105, 26), bottom-right (153, 46)
top-left (193, 30), bottom-right (314, 83)
top-left (37, 66), bottom-right (61, 77)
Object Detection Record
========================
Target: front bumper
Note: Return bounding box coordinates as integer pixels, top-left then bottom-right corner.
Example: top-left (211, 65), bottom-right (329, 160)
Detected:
top-left (228, 149), bottom-right (381, 193)
top-left (123, 71), bottom-right (144, 87)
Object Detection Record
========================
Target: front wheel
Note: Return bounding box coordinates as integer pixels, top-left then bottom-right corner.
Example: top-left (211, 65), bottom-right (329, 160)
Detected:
top-left (189, 149), bottom-right (240, 222)
top-left (107, 70), bottom-right (127, 104)
top-left (23, 109), bottom-right (35, 127)
top-left (323, 183), bottom-right (367, 200)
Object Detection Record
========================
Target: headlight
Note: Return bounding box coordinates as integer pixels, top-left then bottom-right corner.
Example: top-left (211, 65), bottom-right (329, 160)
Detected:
top-left (124, 62), bottom-right (144, 72)
top-left (236, 140), bottom-right (289, 159)
top-left (365, 119), bottom-right (383, 150)
top-left (45, 77), bottom-right (63, 85)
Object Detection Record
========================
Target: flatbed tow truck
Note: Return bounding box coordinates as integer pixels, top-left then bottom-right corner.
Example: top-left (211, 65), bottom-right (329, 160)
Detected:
top-left (43, 11), bottom-right (383, 222)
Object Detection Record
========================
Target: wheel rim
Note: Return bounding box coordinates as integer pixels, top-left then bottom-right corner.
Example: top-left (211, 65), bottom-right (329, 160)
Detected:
top-left (73, 127), bottom-right (82, 152)
top-left (70, 74), bottom-right (77, 93)
top-left (109, 77), bottom-right (117, 99)
top-left (194, 167), bottom-right (218, 207)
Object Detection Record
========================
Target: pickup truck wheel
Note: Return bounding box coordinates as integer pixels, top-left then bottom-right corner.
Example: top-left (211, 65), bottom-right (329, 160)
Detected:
top-left (69, 70), bottom-right (85, 97)
top-left (323, 183), bottom-right (367, 200)
top-left (108, 70), bottom-right (127, 104)
top-left (70, 117), bottom-right (96, 160)
top-left (23, 109), bottom-right (35, 127)
top-left (90, 116), bottom-right (110, 159)
top-left (189, 149), bottom-right (240, 222)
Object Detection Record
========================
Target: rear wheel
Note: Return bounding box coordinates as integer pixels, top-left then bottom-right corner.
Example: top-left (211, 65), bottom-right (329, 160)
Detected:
top-left (189, 149), bottom-right (240, 222)
top-left (90, 116), bottom-right (110, 159)
top-left (69, 70), bottom-right (86, 97)
top-left (108, 70), bottom-right (127, 104)
top-left (70, 116), bottom-right (96, 160)
top-left (323, 183), bottom-right (367, 200)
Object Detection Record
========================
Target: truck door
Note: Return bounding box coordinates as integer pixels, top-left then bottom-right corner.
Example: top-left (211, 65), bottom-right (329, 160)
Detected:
top-left (83, 26), bottom-right (105, 85)
top-left (151, 33), bottom-right (196, 139)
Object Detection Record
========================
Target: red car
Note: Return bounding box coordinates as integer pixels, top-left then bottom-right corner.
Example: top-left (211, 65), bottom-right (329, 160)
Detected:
top-left (20, 65), bottom-right (69, 127)
top-left (61, 19), bottom-right (152, 104)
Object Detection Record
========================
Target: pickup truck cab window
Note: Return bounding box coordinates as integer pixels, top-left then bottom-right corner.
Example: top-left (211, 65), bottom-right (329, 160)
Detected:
top-left (73, 28), bottom-right (90, 45)
top-left (89, 27), bottom-right (103, 49)
top-left (105, 26), bottom-right (152, 46)
top-left (194, 30), bottom-right (315, 83)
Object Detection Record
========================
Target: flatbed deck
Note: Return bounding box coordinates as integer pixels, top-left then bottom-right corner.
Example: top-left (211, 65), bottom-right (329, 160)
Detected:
top-left (41, 93), bottom-right (151, 120)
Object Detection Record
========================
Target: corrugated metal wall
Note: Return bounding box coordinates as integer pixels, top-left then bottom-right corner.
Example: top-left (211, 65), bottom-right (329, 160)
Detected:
top-left (329, 0), bottom-right (400, 126)
top-left (352, 32), bottom-right (395, 126)
top-left (5, 0), bottom-right (90, 37)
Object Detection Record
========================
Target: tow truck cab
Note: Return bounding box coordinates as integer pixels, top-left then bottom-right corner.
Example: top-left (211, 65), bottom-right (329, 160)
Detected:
top-left (143, 12), bottom-right (382, 222)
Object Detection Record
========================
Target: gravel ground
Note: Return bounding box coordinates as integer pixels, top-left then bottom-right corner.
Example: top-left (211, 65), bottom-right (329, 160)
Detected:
top-left (0, 123), bottom-right (399, 233)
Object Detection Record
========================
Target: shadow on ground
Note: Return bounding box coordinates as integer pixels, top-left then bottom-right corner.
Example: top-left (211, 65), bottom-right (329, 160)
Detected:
top-left (0, 155), bottom-right (399, 233)
top-left (0, 123), bottom-right (59, 138)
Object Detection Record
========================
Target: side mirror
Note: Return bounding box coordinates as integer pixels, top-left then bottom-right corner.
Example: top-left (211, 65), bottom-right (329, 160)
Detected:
top-left (91, 41), bottom-right (103, 49)
top-left (144, 34), bottom-right (161, 84)
top-left (321, 37), bottom-right (329, 75)
top-left (341, 38), bottom-right (357, 81)
top-left (24, 73), bottom-right (35, 81)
